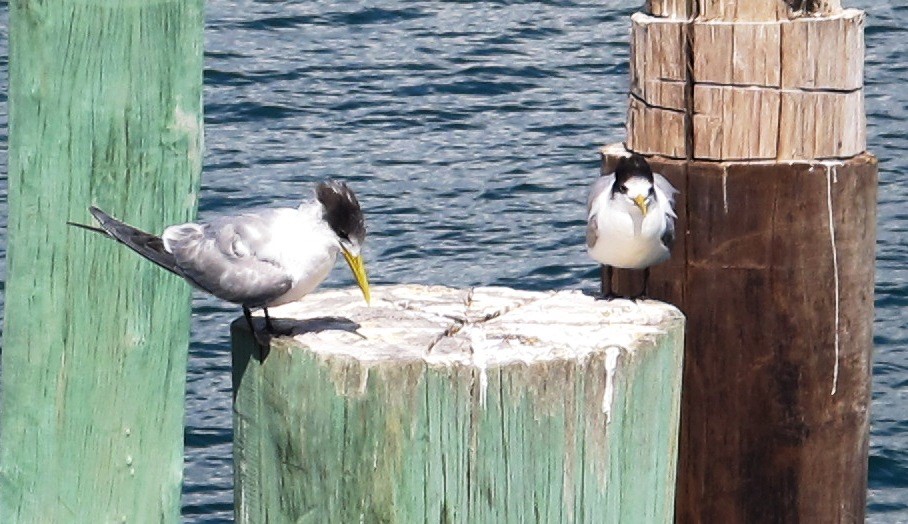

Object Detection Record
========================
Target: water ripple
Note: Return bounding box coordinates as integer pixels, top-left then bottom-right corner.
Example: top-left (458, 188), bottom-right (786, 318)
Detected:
top-left (0, 0), bottom-right (904, 521)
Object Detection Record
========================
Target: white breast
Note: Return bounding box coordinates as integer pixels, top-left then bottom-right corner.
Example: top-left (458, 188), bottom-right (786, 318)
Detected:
top-left (260, 208), bottom-right (340, 307)
top-left (588, 200), bottom-right (671, 270)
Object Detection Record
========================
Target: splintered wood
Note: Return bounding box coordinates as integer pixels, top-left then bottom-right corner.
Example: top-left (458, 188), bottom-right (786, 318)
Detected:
top-left (627, 6), bottom-right (866, 161)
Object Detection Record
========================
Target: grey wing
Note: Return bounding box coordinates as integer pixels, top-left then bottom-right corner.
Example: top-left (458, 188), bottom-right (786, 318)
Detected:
top-left (586, 214), bottom-right (599, 249)
top-left (587, 175), bottom-right (615, 213)
top-left (586, 175), bottom-right (614, 249)
top-left (661, 217), bottom-right (676, 251)
top-left (653, 173), bottom-right (678, 250)
top-left (163, 213), bottom-right (293, 307)
top-left (653, 173), bottom-right (679, 215)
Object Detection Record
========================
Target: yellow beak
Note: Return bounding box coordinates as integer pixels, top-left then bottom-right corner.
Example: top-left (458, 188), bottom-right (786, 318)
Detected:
top-left (633, 195), bottom-right (649, 216)
top-left (341, 248), bottom-right (371, 305)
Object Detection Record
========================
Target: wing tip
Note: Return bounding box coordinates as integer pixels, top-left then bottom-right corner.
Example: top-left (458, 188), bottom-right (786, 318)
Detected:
top-left (88, 205), bottom-right (110, 223)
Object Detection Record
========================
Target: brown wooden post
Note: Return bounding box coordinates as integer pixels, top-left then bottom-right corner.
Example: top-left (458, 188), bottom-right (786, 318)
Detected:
top-left (604, 1), bottom-right (875, 522)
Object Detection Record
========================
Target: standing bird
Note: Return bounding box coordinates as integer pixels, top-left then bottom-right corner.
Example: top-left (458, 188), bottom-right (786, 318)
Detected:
top-left (586, 153), bottom-right (678, 300)
top-left (69, 180), bottom-right (371, 344)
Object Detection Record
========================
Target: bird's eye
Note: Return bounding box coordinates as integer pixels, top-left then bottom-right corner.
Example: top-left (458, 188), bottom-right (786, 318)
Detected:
top-left (339, 231), bottom-right (351, 241)
top-left (648, 187), bottom-right (655, 196)
top-left (618, 184), bottom-right (628, 194)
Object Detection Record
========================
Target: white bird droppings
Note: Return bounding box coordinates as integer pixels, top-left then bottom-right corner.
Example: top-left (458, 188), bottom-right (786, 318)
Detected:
top-left (603, 346), bottom-right (623, 422)
top-left (823, 162), bottom-right (841, 396)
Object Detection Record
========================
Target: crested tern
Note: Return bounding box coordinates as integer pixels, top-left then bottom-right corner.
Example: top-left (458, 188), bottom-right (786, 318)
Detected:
top-left (587, 153), bottom-right (678, 299)
top-left (70, 180), bottom-right (371, 344)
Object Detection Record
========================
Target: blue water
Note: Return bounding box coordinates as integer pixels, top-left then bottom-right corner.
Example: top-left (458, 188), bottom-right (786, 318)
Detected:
top-left (1, 1), bottom-right (907, 521)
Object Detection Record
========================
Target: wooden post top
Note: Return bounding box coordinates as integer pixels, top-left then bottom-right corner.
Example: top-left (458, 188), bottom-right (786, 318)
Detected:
top-left (646, 0), bottom-right (843, 20)
top-left (628, 2), bottom-right (866, 161)
top-left (232, 285), bottom-right (686, 522)
top-left (241, 284), bottom-right (683, 370)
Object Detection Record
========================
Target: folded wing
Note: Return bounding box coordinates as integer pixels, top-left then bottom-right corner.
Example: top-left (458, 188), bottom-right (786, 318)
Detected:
top-left (163, 213), bottom-right (293, 307)
top-left (586, 175), bottom-right (615, 249)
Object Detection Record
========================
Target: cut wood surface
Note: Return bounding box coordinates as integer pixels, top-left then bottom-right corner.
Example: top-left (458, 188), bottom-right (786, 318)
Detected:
top-left (645, 0), bottom-right (843, 20)
top-left (232, 285), bottom-right (685, 523)
top-left (699, 0), bottom-right (789, 21)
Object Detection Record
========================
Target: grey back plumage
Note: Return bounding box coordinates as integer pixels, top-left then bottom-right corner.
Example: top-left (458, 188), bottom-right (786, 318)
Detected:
top-left (164, 212), bottom-right (294, 308)
top-left (76, 206), bottom-right (296, 308)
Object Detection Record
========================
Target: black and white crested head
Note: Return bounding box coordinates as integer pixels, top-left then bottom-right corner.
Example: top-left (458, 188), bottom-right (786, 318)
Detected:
top-left (316, 180), bottom-right (366, 249)
top-left (610, 153), bottom-right (657, 217)
top-left (613, 153), bottom-right (654, 190)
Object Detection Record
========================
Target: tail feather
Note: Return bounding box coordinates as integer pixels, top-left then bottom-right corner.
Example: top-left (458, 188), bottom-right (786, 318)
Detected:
top-left (71, 206), bottom-right (183, 277)
top-left (66, 221), bottom-right (107, 236)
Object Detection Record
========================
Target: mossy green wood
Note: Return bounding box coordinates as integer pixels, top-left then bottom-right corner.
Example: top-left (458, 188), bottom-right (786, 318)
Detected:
top-left (1, 0), bottom-right (203, 521)
top-left (231, 308), bottom-right (684, 523)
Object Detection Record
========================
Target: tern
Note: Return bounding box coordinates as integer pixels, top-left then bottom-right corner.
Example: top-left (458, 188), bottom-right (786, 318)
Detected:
top-left (69, 180), bottom-right (371, 344)
top-left (586, 153), bottom-right (678, 300)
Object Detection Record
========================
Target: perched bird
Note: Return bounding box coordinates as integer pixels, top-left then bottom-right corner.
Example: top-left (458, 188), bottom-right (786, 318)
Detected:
top-left (786, 0), bottom-right (814, 13)
top-left (69, 180), bottom-right (371, 344)
top-left (586, 153), bottom-right (678, 300)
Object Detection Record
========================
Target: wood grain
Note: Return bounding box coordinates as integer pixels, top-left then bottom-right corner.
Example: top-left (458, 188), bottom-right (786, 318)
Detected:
top-left (699, 0), bottom-right (788, 21)
top-left (602, 150), bottom-right (875, 523)
top-left (644, 0), bottom-right (843, 20)
top-left (232, 285), bottom-right (685, 523)
top-left (627, 96), bottom-right (688, 159)
top-left (693, 85), bottom-right (781, 160)
top-left (781, 10), bottom-right (865, 90)
top-left (779, 89), bottom-right (866, 159)
top-left (1, 0), bottom-right (203, 521)
top-left (645, 0), bottom-right (695, 19)
top-left (628, 9), bottom-right (866, 160)
top-left (693, 21), bottom-right (782, 86)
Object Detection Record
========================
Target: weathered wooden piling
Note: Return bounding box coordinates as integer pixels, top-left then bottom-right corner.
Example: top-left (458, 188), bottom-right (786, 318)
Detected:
top-left (605, 1), bottom-right (876, 522)
top-left (1, 0), bottom-right (203, 520)
top-left (232, 285), bottom-right (685, 522)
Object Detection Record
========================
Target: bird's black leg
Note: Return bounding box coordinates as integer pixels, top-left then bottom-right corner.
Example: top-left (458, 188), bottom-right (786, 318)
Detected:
top-left (632, 268), bottom-right (650, 301)
top-left (600, 265), bottom-right (617, 300)
top-left (263, 307), bottom-right (275, 333)
top-left (243, 306), bottom-right (268, 360)
top-left (243, 306), bottom-right (256, 334)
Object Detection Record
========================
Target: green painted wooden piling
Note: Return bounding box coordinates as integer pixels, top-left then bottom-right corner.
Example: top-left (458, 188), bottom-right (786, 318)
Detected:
top-left (232, 285), bottom-right (685, 522)
top-left (1, 1), bottom-right (203, 521)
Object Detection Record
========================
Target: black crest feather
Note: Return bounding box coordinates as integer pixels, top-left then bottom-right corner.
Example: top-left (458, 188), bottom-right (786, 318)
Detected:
top-left (316, 181), bottom-right (366, 245)
top-left (614, 153), bottom-right (654, 186)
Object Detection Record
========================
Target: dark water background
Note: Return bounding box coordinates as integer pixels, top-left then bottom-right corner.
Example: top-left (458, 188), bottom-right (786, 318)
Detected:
top-left (1, 1), bottom-right (906, 521)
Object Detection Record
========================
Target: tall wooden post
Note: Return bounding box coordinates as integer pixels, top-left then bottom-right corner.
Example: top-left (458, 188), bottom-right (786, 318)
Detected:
top-left (604, 1), bottom-right (875, 521)
top-left (1, 1), bottom-right (203, 521)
